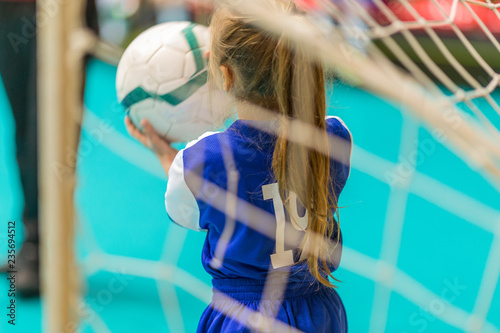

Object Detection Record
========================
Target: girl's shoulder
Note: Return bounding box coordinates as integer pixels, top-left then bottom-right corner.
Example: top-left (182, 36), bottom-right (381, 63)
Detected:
top-left (326, 116), bottom-right (353, 182)
top-left (180, 130), bottom-right (225, 170)
top-left (325, 116), bottom-right (352, 143)
top-left (184, 130), bottom-right (223, 150)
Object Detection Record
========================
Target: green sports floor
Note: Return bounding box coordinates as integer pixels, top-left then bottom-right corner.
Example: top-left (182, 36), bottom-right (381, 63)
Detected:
top-left (0, 59), bottom-right (499, 332)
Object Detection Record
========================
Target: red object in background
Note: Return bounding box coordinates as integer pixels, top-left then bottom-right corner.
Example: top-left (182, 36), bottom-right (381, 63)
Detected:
top-left (373, 0), bottom-right (500, 35)
top-left (295, 0), bottom-right (320, 11)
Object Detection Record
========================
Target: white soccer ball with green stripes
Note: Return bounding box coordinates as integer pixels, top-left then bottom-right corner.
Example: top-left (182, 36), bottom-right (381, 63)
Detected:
top-left (116, 21), bottom-right (222, 142)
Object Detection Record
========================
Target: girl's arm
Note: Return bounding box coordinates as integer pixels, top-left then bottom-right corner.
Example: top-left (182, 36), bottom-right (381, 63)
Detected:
top-left (124, 116), bottom-right (179, 175)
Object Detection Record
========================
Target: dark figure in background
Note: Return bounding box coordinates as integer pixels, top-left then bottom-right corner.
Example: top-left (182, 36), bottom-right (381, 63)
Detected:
top-left (0, 0), bottom-right (99, 297)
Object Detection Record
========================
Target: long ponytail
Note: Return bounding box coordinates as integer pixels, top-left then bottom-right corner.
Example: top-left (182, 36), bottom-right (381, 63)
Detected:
top-left (272, 34), bottom-right (339, 287)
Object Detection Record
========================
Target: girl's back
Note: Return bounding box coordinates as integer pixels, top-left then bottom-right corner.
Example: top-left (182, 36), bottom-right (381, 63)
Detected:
top-left (165, 116), bottom-right (352, 332)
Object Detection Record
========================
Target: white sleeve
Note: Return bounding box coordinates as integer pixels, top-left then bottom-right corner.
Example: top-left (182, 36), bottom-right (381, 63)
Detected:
top-left (165, 149), bottom-right (204, 231)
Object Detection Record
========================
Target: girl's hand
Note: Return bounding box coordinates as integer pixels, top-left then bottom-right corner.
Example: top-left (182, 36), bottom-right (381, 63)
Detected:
top-left (125, 116), bottom-right (178, 175)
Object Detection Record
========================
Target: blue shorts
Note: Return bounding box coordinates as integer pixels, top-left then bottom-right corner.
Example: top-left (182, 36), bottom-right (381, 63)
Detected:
top-left (197, 278), bottom-right (348, 333)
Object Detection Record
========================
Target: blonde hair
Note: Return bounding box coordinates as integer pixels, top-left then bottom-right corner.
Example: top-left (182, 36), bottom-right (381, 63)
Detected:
top-left (209, 0), bottom-right (340, 287)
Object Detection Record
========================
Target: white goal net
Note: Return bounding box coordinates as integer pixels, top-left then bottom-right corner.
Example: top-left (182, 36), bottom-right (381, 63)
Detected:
top-left (48, 0), bottom-right (500, 332)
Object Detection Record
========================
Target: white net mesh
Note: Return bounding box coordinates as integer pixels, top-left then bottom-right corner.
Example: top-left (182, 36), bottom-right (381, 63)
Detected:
top-left (73, 0), bottom-right (500, 332)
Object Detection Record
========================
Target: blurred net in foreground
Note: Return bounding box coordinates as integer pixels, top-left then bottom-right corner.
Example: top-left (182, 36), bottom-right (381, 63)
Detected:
top-left (53, 0), bottom-right (500, 332)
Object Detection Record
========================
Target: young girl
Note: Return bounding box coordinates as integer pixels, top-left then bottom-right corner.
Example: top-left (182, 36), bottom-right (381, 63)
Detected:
top-left (126, 1), bottom-right (352, 331)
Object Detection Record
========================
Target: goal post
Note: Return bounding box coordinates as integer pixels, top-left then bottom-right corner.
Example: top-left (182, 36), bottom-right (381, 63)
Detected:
top-left (38, 0), bottom-right (86, 331)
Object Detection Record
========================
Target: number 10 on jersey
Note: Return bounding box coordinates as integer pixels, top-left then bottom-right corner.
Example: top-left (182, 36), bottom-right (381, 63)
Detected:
top-left (262, 183), bottom-right (308, 269)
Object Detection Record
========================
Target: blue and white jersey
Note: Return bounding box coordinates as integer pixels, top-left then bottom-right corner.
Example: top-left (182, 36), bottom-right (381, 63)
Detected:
top-left (166, 116), bottom-right (352, 332)
top-left (165, 116), bottom-right (352, 283)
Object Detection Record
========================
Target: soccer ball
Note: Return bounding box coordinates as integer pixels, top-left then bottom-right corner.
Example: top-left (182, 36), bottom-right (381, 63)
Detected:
top-left (116, 21), bottom-right (224, 142)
